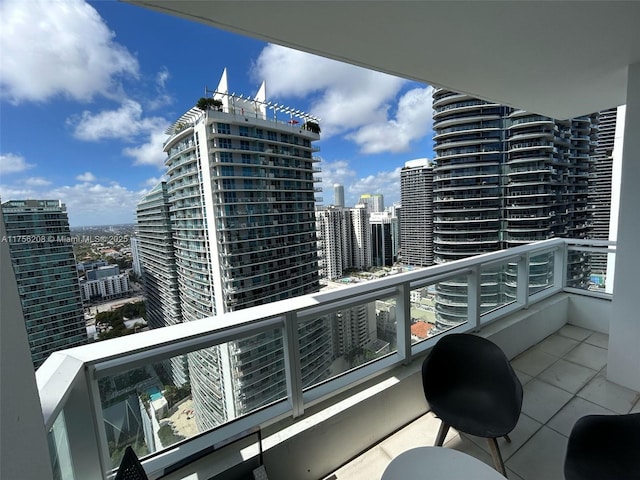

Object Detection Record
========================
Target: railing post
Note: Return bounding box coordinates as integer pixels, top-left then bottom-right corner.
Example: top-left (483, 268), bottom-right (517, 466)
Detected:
top-left (56, 367), bottom-right (107, 480)
top-left (556, 241), bottom-right (568, 289)
top-left (283, 312), bottom-right (304, 418)
top-left (396, 282), bottom-right (412, 365)
top-left (517, 253), bottom-right (530, 308)
top-left (467, 266), bottom-right (481, 331)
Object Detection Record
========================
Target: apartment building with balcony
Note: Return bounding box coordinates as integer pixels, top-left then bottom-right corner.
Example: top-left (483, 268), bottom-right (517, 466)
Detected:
top-left (316, 206), bottom-right (354, 281)
top-left (136, 182), bottom-right (188, 386)
top-left (432, 91), bottom-right (596, 330)
top-left (1, 199), bottom-right (86, 369)
top-left (358, 193), bottom-right (384, 213)
top-left (79, 272), bottom-right (130, 302)
top-left (589, 108), bottom-right (617, 276)
top-left (162, 70), bottom-right (332, 430)
top-left (399, 158), bottom-right (434, 267)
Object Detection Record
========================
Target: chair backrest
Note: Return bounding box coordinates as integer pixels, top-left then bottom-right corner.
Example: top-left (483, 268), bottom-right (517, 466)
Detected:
top-left (114, 446), bottom-right (149, 480)
top-left (565, 413), bottom-right (640, 480)
top-left (422, 333), bottom-right (522, 409)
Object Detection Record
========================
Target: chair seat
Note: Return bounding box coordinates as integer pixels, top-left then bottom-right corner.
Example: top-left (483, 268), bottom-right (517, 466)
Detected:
top-left (565, 413), bottom-right (640, 480)
top-left (421, 334), bottom-right (523, 476)
top-left (430, 387), bottom-right (518, 438)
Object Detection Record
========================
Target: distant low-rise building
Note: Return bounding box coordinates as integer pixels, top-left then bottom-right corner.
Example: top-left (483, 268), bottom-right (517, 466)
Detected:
top-left (77, 260), bottom-right (108, 272)
top-left (80, 272), bottom-right (130, 302)
top-left (86, 265), bottom-right (120, 280)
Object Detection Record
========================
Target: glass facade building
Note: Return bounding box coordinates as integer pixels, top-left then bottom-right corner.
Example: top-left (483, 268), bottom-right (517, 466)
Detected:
top-left (432, 90), bottom-right (595, 330)
top-left (1, 199), bottom-right (86, 369)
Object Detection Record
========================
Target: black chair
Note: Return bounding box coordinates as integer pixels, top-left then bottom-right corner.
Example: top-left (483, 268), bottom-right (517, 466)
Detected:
top-left (564, 413), bottom-right (640, 480)
top-left (422, 333), bottom-right (523, 477)
top-left (115, 446), bottom-right (149, 480)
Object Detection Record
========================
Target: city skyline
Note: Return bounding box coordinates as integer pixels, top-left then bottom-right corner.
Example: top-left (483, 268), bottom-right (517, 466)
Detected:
top-left (0, 0), bottom-right (434, 227)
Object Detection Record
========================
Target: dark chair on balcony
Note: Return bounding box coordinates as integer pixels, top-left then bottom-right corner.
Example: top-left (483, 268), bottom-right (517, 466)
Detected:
top-left (115, 446), bottom-right (149, 480)
top-left (564, 413), bottom-right (640, 480)
top-left (422, 333), bottom-right (523, 477)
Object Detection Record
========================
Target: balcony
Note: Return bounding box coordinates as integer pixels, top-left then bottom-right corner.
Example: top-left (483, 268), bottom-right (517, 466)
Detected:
top-left (329, 324), bottom-right (639, 479)
top-left (31, 238), bottom-right (638, 480)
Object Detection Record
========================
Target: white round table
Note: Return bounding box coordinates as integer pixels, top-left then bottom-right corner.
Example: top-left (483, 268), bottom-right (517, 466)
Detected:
top-left (381, 446), bottom-right (505, 479)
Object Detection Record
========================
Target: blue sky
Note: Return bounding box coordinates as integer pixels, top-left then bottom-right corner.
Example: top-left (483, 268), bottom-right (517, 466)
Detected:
top-left (0, 0), bottom-right (434, 226)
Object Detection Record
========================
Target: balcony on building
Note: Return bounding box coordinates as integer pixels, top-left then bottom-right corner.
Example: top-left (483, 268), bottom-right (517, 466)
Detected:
top-left (30, 238), bottom-right (640, 480)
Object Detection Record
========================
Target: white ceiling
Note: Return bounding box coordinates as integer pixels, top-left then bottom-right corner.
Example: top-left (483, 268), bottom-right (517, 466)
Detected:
top-left (128, 1), bottom-right (640, 119)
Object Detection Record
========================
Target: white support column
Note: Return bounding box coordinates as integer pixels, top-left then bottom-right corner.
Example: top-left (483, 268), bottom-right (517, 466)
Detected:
top-left (0, 214), bottom-right (54, 480)
top-left (608, 62), bottom-right (640, 391)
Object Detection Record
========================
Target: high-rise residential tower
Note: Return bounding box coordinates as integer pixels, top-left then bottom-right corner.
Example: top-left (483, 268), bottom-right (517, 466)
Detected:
top-left (399, 158), bottom-right (434, 266)
top-left (316, 206), bottom-right (354, 281)
top-left (163, 70), bottom-right (332, 430)
top-left (1, 199), bottom-right (86, 369)
top-left (351, 203), bottom-right (372, 270)
top-left (333, 184), bottom-right (345, 207)
top-left (589, 108), bottom-right (616, 275)
top-left (136, 182), bottom-right (188, 386)
top-left (432, 89), bottom-right (595, 330)
top-left (359, 193), bottom-right (384, 213)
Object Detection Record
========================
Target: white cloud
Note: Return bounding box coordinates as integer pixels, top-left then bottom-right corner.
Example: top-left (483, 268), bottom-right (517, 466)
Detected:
top-left (253, 45), bottom-right (433, 153)
top-left (0, 153), bottom-right (35, 175)
top-left (0, 180), bottom-right (147, 226)
top-left (76, 172), bottom-right (97, 182)
top-left (253, 45), bottom-right (406, 138)
top-left (318, 159), bottom-right (356, 203)
top-left (0, 0), bottom-right (139, 104)
top-left (68, 100), bottom-right (169, 168)
top-left (347, 86), bottom-right (434, 154)
top-left (123, 130), bottom-right (170, 169)
top-left (144, 176), bottom-right (166, 187)
top-left (148, 67), bottom-right (173, 111)
top-left (25, 177), bottom-right (52, 187)
top-left (156, 67), bottom-right (170, 89)
top-left (317, 159), bottom-right (401, 207)
top-left (70, 100), bottom-right (167, 142)
top-left (347, 167), bottom-right (403, 207)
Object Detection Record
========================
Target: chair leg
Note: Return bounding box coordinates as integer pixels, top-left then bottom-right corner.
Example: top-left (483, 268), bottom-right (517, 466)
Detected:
top-left (487, 437), bottom-right (508, 477)
top-left (435, 421), bottom-right (450, 446)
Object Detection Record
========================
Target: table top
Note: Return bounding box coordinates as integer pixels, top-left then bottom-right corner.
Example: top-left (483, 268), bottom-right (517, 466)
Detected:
top-left (381, 446), bottom-right (505, 480)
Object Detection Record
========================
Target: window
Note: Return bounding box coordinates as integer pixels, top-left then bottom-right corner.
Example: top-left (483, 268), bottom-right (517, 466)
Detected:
top-left (239, 126), bottom-right (249, 137)
top-left (217, 123), bottom-right (230, 134)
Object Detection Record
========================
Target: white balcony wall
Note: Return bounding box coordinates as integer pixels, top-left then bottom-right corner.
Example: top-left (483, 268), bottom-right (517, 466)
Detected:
top-left (609, 61), bottom-right (640, 391)
top-left (0, 215), bottom-right (54, 480)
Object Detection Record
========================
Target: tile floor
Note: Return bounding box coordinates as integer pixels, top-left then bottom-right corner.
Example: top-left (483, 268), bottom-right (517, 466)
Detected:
top-left (324, 326), bottom-right (640, 480)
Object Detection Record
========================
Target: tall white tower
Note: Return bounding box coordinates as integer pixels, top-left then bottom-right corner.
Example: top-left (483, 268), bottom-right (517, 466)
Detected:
top-left (163, 70), bottom-right (332, 429)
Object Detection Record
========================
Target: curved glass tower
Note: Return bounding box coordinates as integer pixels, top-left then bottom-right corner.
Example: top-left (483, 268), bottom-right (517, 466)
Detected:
top-left (432, 89), bottom-right (595, 330)
top-left (432, 90), bottom-right (508, 329)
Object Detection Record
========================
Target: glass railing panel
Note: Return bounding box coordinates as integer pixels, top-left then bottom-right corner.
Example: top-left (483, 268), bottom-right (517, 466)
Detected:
top-left (97, 328), bottom-right (286, 470)
top-left (409, 283), bottom-right (437, 344)
top-left (566, 249), bottom-right (613, 293)
top-left (48, 411), bottom-right (75, 480)
top-left (432, 274), bottom-right (469, 336)
top-left (530, 251), bottom-right (555, 295)
top-left (480, 262), bottom-right (514, 314)
top-left (299, 295), bottom-right (397, 388)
